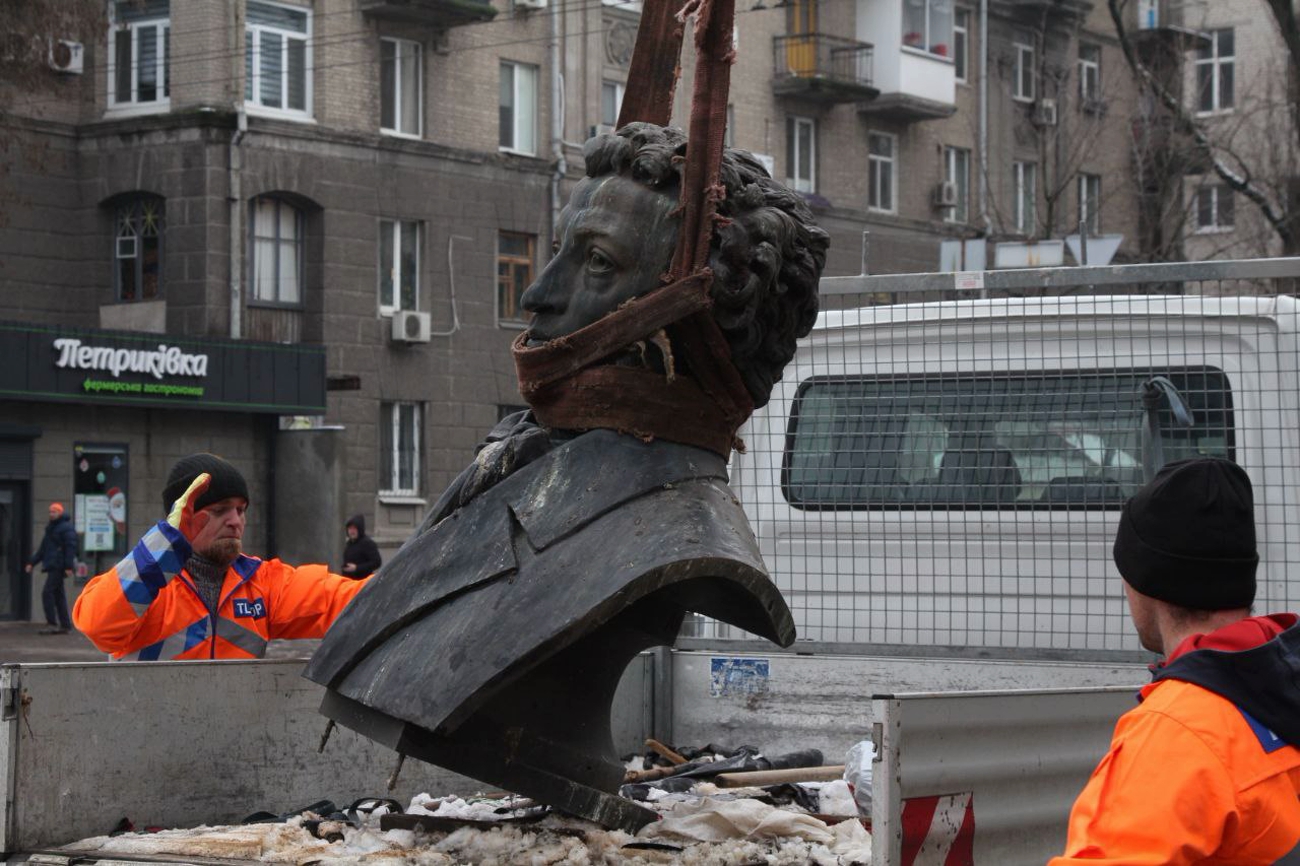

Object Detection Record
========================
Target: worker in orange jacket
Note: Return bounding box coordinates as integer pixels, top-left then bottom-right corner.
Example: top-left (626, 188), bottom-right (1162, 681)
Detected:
top-left (1050, 458), bottom-right (1300, 865)
top-left (73, 453), bottom-right (370, 661)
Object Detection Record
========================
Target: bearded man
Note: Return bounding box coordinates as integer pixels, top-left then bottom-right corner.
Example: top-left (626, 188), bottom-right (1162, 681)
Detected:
top-left (74, 453), bottom-right (368, 661)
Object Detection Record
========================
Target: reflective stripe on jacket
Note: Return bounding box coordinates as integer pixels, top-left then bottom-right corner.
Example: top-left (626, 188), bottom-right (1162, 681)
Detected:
top-left (1049, 678), bottom-right (1300, 866)
top-left (72, 521), bottom-right (369, 661)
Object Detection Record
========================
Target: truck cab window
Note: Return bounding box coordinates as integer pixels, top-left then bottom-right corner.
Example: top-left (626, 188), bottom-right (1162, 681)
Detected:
top-left (782, 367), bottom-right (1234, 510)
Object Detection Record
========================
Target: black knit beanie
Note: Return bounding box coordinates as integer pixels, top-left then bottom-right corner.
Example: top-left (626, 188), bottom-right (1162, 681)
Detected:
top-left (161, 453), bottom-right (250, 514)
top-left (1113, 457), bottom-right (1258, 610)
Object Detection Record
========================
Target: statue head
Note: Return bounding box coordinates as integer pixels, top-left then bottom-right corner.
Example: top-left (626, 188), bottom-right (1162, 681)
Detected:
top-left (520, 122), bottom-right (828, 408)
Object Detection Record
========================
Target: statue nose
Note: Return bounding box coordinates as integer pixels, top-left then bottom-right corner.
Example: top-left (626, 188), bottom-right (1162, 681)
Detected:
top-left (520, 262), bottom-right (565, 314)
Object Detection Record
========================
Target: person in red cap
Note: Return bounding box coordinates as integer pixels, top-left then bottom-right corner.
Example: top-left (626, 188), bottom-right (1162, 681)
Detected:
top-left (25, 502), bottom-right (78, 634)
top-left (1050, 457), bottom-right (1300, 865)
top-left (73, 453), bottom-right (370, 660)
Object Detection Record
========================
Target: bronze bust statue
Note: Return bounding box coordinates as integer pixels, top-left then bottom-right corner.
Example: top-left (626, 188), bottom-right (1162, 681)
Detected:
top-left (304, 123), bottom-right (828, 831)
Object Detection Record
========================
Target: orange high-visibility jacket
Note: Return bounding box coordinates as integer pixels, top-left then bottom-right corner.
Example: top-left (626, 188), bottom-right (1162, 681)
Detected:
top-left (73, 521), bottom-right (369, 661)
top-left (1050, 652), bottom-right (1300, 864)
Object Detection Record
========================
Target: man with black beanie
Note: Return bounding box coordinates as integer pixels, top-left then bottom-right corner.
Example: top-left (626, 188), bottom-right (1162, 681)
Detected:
top-left (1051, 457), bottom-right (1300, 865)
top-left (73, 453), bottom-right (370, 660)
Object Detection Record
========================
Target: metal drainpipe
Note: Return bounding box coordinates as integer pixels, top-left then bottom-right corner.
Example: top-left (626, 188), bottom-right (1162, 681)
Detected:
top-left (549, 0), bottom-right (567, 244)
top-left (978, 0), bottom-right (989, 232)
top-left (229, 106), bottom-right (246, 340)
top-left (229, 0), bottom-right (247, 341)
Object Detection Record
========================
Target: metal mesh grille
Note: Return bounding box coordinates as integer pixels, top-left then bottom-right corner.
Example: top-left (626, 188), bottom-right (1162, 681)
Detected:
top-left (686, 258), bottom-right (1300, 661)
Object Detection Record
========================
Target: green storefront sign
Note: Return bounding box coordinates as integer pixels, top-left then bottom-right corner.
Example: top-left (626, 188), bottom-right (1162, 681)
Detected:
top-left (0, 322), bottom-right (326, 414)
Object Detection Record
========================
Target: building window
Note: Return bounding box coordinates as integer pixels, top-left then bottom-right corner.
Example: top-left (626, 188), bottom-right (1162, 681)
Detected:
top-left (1014, 160), bottom-right (1037, 234)
top-left (108, 0), bottom-right (170, 110)
top-left (380, 402), bottom-right (422, 495)
top-left (379, 220), bottom-right (419, 313)
top-left (944, 146), bottom-right (970, 224)
top-left (497, 232), bottom-right (535, 324)
top-left (1196, 29), bottom-right (1234, 114)
top-left (250, 197), bottom-right (303, 305)
top-left (953, 7), bottom-right (969, 82)
top-left (1013, 38), bottom-right (1035, 102)
top-left (902, 0), bottom-right (954, 57)
top-left (786, 116), bottom-right (816, 193)
top-left (1196, 184), bottom-right (1234, 232)
top-left (868, 133), bottom-right (896, 212)
top-left (1079, 173), bottom-right (1101, 235)
top-left (600, 80), bottom-right (624, 133)
top-left (245, 1), bottom-right (311, 117)
top-left (381, 38), bottom-right (422, 137)
top-left (1078, 43), bottom-right (1100, 105)
top-left (499, 61), bottom-right (538, 154)
top-left (114, 196), bottom-right (164, 301)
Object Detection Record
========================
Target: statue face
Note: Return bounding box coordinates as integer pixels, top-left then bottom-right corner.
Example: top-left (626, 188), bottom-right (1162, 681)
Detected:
top-left (521, 174), bottom-right (680, 344)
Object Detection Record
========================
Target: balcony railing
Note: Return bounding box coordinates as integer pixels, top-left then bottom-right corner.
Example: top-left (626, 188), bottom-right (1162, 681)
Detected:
top-left (359, 0), bottom-right (496, 28)
top-left (772, 34), bottom-right (878, 104)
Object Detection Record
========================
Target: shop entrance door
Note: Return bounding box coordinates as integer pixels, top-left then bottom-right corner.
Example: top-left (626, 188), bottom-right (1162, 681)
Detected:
top-left (0, 484), bottom-right (28, 619)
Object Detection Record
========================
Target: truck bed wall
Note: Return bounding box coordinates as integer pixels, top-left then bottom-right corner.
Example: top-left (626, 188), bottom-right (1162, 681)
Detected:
top-left (668, 650), bottom-right (1143, 759)
top-left (0, 656), bottom-right (654, 854)
top-left (1, 652), bottom-right (1139, 858)
top-left (871, 688), bottom-right (1135, 866)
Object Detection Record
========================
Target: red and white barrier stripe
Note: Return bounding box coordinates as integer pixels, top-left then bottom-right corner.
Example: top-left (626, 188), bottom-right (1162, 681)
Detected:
top-left (900, 791), bottom-right (975, 866)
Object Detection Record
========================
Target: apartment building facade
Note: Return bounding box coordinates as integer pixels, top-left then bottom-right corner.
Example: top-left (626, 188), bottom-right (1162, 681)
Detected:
top-left (1173, 0), bottom-right (1294, 260)
top-left (0, 0), bottom-right (1148, 616)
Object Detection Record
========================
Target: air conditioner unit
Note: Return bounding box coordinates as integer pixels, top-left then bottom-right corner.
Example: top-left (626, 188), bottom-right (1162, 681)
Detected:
top-left (48, 40), bottom-right (84, 74)
top-left (515, 0), bottom-right (547, 10)
top-left (1034, 98), bottom-right (1058, 127)
top-left (390, 310), bottom-right (432, 343)
top-left (932, 181), bottom-right (958, 208)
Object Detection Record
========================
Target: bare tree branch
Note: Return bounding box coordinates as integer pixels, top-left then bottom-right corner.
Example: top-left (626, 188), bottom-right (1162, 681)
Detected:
top-left (1107, 0), bottom-right (1298, 253)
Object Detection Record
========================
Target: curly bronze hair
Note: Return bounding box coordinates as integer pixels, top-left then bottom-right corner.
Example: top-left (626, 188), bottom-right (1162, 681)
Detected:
top-left (582, 122), bottom-right (827, 409)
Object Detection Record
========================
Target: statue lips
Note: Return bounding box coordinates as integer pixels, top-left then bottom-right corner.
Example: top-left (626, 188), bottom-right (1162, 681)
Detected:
top-left (305, 431), bottom-right (795, 832)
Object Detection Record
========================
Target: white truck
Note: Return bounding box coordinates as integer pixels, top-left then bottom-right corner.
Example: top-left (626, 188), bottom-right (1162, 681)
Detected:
top-left (727, 278), bottom-right (1300, 656)
top-left (6, 257), bottom-right (1299, 865)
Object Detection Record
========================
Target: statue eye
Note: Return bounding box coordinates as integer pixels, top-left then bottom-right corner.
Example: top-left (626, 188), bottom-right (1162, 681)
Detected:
top-left (587, 249), bottom-right (615, 275)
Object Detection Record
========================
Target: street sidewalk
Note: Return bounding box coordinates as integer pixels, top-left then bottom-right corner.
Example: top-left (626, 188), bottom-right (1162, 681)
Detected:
top-left (0, 620), bottom-right (320, 664)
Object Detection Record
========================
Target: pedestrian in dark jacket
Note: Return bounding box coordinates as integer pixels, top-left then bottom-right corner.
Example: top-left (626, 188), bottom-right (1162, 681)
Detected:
top-left (25, 503), bottom-right (78, 634)
top-left (342, 514), bottom-right (381, 579)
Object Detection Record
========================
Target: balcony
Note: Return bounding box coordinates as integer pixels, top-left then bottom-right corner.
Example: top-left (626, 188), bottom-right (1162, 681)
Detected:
top-left (1129, 0), bottom-right (1211, 52)
top-left (359, 0), bottom-right (496, 28)
top-left (991, 0), bottom-right (1092, 17)
top-left (854, 0), bottom-right (956, 121)
top-left (772, 35), bottom-right (879, 104)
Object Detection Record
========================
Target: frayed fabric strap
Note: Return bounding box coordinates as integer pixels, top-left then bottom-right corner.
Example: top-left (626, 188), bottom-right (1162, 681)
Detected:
top-left (513, 272), bottom-right (713, 395)
top-left (524, 365), bottom-right (737, 458)
top-left (512, 271), bottom-right (752, 457)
